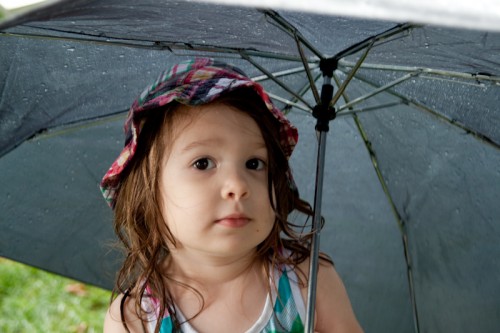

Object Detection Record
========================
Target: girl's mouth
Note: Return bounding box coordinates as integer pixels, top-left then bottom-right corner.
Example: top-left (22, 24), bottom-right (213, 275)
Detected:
top-left (216, 214), bottom-right (251, 228)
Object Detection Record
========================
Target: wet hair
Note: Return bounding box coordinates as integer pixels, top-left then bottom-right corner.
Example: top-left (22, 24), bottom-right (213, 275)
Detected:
top-left (111, 87), bottom-right (327, 333)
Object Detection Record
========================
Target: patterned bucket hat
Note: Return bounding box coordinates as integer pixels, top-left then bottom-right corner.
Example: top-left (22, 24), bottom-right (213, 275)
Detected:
top-left (100, 58), bottom-right (298, 208)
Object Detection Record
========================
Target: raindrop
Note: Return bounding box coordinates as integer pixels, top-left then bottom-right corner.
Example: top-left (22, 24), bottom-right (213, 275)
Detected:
top-left (67, 47), bottom-right (75, 52)
top-left (119, 54), bottom-right (125, 58)
top-left (102, 71), bottom-right (107, 75)
top-left (6, 193), bottom-right (11, 200)
top-left (64, 64), bottom-right (68, 68)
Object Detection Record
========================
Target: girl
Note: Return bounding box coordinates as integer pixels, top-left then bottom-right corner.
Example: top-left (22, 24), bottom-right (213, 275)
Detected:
top-left (102, 58), bottom-right (362, 333)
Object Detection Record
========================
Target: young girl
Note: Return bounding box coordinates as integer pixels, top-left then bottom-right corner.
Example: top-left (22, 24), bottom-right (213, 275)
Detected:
top-left (102, 58), bottom-right (362, 333)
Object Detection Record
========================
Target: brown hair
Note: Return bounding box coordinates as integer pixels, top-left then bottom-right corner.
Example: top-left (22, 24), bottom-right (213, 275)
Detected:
top-left (111, 88), bottom-right (327, 332)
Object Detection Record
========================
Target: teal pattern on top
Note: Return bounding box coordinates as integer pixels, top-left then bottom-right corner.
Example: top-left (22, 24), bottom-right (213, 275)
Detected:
top-left (151, 266), bottom-right (305, 333)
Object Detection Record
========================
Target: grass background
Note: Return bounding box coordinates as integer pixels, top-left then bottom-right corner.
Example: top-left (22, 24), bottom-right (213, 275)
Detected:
top-left (0, 3), bottom-right (111, 330)
top-left (0, 257), bottom-right (112, 333)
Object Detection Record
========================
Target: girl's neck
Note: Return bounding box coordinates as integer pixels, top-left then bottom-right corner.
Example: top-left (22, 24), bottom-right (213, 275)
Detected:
top-left (165, 248), bottom-right (264, 287)
top-left (163, 248), bottom-right (270, 330)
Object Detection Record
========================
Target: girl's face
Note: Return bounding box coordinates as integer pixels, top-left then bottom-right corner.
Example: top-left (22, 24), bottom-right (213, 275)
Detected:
top-left (160, 102), bottom-right (276, 259)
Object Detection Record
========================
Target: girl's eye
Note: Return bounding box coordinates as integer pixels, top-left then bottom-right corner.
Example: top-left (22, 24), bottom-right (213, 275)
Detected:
top-left (246, 158), bottom-right (266, 170)
top-left (193, 158), bottom-right (215, 170)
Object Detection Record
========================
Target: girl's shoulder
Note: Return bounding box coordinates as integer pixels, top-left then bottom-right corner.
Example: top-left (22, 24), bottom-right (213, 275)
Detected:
top-left (294, 256), bottom-right (364, 333)
top-left (104, 292), bottom-right (147, 333)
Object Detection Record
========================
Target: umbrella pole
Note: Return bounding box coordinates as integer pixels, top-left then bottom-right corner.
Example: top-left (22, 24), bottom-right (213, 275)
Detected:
top-left (305, 59), bottom-right (336, 333)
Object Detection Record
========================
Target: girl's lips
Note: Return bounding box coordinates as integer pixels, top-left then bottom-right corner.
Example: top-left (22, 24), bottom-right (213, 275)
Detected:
top-left (216, 214), bottom-right (251, 228)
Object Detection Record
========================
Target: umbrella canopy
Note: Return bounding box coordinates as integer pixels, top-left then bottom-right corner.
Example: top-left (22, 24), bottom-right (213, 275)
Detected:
top-left (1, 1), bottom-right (499, 332)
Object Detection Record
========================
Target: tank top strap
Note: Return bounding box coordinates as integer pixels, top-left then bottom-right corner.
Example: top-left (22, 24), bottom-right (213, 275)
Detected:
top-left (142, 253), bottom-right (307, 332)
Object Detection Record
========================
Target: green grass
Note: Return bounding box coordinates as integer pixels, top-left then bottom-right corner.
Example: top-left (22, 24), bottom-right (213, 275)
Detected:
top-left (0, 257), bottom-right (111, 333)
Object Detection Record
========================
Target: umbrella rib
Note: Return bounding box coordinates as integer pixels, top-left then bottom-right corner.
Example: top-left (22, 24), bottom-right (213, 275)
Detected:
top-left (352, 113), bottom-right (421, 333)
top-left (293, 33), bottom-right (321, 104)
top-left (333, 23), bottom-right (415, 60)
top-left (335, 74), bottom-right (421, 332)
top-left (260, 9), bottom-right (324, 60)
top-left (27, 110), bottom-right (128, 141)
top-left (338, 60), bottom-right (500, 84)
top-left (291, 71), bottom-right (323, 113)
top-left (336, 101), bottom-right (405, 116)
top-left (265, 72), bottom-right (322, 114)
top-left (265, 92), bottom-right (311, 112)
top-left (241, 53), bottom-right (315, 110)
top-left (351, 74), bottom-right (500, 150)
top-left (336, 72), bottom-right (418, 113)
top-left (0, 30), bottom-right (305, 63)
top-left (251, 64), bottom-right (319, 82)
top-left (330, 39), bottom-right (375, 107)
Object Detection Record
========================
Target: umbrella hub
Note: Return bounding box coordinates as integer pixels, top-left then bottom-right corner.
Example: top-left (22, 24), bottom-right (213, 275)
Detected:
top-left (313, 58), bottom-right (338, 132)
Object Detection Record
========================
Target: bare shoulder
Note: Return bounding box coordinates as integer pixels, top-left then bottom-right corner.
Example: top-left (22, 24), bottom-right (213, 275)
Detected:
top-left (297, 258), bottom-right (364, 333)
top-left (104, 293), bottom-right (146, 333)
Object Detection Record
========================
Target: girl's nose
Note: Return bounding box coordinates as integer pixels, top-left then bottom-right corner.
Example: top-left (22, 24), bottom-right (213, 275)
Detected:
top-left (221, 168), bottom-right (250, 201)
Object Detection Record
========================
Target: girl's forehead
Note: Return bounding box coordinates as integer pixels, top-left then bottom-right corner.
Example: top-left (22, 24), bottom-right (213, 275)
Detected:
top-left (169, 103), bottom-right (265, 147)
top-left (174, 103), bottom-right (261, 130)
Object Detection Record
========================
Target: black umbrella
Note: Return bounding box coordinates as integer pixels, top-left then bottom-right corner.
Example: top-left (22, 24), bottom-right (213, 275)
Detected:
top-left (1, 1), bottom-right (499, 332)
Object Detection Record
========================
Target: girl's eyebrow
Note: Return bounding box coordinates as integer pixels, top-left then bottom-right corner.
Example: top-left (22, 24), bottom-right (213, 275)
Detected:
top-left (180, 138), bottom-right (267, 153)
top-left (180, 138), bottom-right (222, 153)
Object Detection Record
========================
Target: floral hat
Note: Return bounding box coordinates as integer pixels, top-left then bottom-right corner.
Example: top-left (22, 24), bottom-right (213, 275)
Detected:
top-left (100, 58), bottom-right (298, 208)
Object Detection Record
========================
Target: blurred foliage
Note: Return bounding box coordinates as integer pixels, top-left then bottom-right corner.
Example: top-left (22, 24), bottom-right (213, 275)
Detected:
top-left (0, 257), bottom-right (111, 333)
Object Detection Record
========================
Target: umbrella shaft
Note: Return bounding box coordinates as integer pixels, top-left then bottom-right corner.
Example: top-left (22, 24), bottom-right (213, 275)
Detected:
top-left (305, 130), bottom-right (328, 333)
